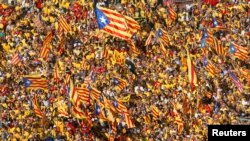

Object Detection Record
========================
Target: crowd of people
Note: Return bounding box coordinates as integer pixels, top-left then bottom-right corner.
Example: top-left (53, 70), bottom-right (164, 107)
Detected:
top-left (0, 0), bottom-right (250, 140)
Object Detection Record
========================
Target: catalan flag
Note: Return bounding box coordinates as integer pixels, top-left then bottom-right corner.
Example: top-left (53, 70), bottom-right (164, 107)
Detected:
top-left (212, 17), bottom-right (226, 31)
top-left (57, 102), bottom-right (69, 118)
top-left (95, 6), bottom-right (133, 41)
top-left (112, 100), bottom-right (128, 114)
top-left (65, 73), bottom-right (70, 85)
top-left (239, 68), bottom-right (250, 82)
top-left (69, 79), bottom-right (89, 106)
top-left (168, 6), bottom-right (177, 20)
top-left (159, 42), bottom-right (168, 57)
top-left (174, 116), bottom-right (184, 134)
top-left (229, 71), bottom-right (244, 92)
top-left (72, 105), bottom-right (87, 119)
top-left (113, 77), bottom-right (128, 91)
top-left (229, 42), bottom-right (249, 61)
top-left (59, 16), bottom-right (71, 33)
top-left (157, 28), bottom-right (170, 46)
top-left (40, 32), bottom-right (53, 59)
top-left (187, 49), bottom-right (197, 89)
top-left (151, 105), bottom-right (160, 119)
top-left (123, 113), bottom-right (135, 128)
top-left (203, 57), bottom-right (220, 76)
top-left (32, 96), bottom-right (45, 118)
top-left (129, 42), bottom-right (140, 56)
top-left (145, 31), bottom-right (153, 46)
top-left (23, 75), bottom-right (48, 91)
top-left (54, 63), bottom-right (60, 83)
top-left (102, 46), bottom-right (110, 59)
top-left (11, 52), bottom-right (22, 65)
top-left (212, 37), bottom-right (226, 56)
top-left (124, 15), bottom-right (140, 34)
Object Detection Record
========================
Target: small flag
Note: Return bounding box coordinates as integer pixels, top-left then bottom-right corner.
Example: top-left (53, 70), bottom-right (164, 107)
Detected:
top-left (11, 52), bottom-right (22, 65)
top-left (32, 95), bottom-right (45, 118)
top-left (40, 32), bottom-right (53, 59)
top-left (113, 77), bottom-right (128, 91)
top-left (95, 6), bottom-right (133, 41)
top-left (229, 71), bottom-right (244, 92)
top-left (203, 57), bottom-right (220, 76)
top-left (229, 42), bottom-right (249, 61)
top-left (187, 49), bottom-right (197, 89)
top-left (145, 31), bottom-right (153, 46)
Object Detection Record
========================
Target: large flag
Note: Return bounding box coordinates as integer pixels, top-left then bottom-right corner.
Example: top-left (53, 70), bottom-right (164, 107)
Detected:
top-left (11, 52), bottom-right (22, 65)
top-left (229, 71), bottom-right (244, 92)
top-left (186, 49), bottom-right (197, 89)
top-left (203, 57), bottom-right (220, 76)
top-left (32, 95), bottom-right (45, 118)
top-left (23, 75), bottom-right (48, 91)
top-left (95, 6), bottom-right (135, 40)
top-left (40, 32), bottom-right (53, 59)
top-left (229, 42), bottom-right (249, 61)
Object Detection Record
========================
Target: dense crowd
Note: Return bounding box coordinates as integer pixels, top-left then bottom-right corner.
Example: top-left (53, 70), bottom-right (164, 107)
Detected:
top-left (0, 0), bottom-right (250, 140)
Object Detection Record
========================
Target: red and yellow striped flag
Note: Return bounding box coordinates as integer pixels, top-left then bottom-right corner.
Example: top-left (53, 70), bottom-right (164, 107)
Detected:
top-left (40, 32), bottom-right (53, 59)
top-left (113, 77), bottom-right (128, 91)
top-left (54, 63), bottom-right (60, 83)
top-left (129, 42), bottom-right (140, 56)
top-left (168, 6), bottom-right (177, 20)
top-left (32, 96), bottom-right (45, 118)
top-left (152, 105), bottom-right (160, 119)
top-left (23, 75), bottom-right (48, 91)
top-left (124, 114), bottom-right (135, 128)
top-left (59, 16), bottom-right (71, 33)
top-left (145, 31), bottom-right (153, 46)
top-left (187, 49), bottom-right (197, 88)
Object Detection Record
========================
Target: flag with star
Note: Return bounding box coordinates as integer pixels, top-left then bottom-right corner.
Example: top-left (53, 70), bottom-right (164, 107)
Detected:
top-left (23, 75), bottom-right (48, 91)
top-left (229, 42), bottom-right (249, 61)
top-left (95, 6), bottom-right (137, 41)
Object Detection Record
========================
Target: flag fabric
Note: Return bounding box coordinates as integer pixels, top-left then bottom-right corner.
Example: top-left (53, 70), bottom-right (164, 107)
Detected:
top-left (212, 17), bottom-right (226, 30)
top-left (129, 42), bottom-right (140, 56)
top-left (186, 49), bottom-right (197, 88)
top-left (168, 6), bottom-right (177, 20)
top-left (54, 63), bottom-right (60, 83)
top-left (212, 37), bottom-right (226, 56)
top-left (124, 113), bottom-right (135, 128)
top-left (69, 79), bottom-right (89, 106)
top-left (239, 68), bottom-right (250, 82)
top-left (157, 28), bottom-right (170, 46)
top-left (32, 96), bottom-right (45, 118)
top-left (23, 75), bottom-right (48, 91)
top-left (65, 74), bottom-right (70, 85)
top-left (203, 57), bottom-right (220, 76)
top-left (95, 6), bottom-right (133, 41)
top-left (159, 42), bottom-right (168, 57)
top-left (124, 16), bottom-right (140, 34)
top-left (174, 116), bottom-right (184, 134)
top-left (57, 102), bottom-right (70, 118)
top-left (145, 31), bottom-right (153, 46)
top-left (112, 100), bottom-right (128, 114)
top-left (151, 105), bottom-right (160, 119)
top-left (113, 77), bottom-right (128, 91)
top-left (102, 46), bottom-right (110, 59)
top-left (40, 32), bottom-right (53, 59)
top-left (59, 16), bottom-right (71, 33)
top-left (11, 52), bottom-right (22, 65)
top-left (229, 42), bottom-right (249, 61)
top-left (229, 71), bottom-right (244, 92)
top-left (72, 105), bottom-right (87, 119)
